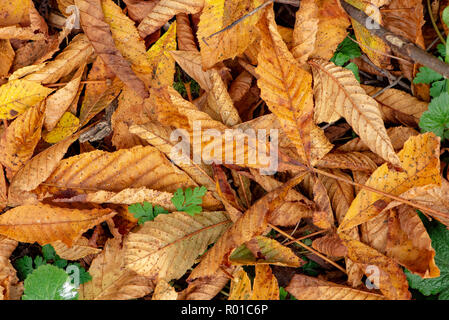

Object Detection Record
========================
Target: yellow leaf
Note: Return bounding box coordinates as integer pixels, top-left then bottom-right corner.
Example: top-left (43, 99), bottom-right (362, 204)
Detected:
top-left (0, 203), bottom-right (116, 246)
top-left (251, 265), bottom-right (279, 300)
top-left (310, 59), bottom-right (401, 167)
top-left (147, 21), bottom-right (177, 88)
top-left (339, 133), bottom-right (440, 231)
top-left (229, 236), bottom-right (302, 267)
top-left (0, 0), bottom-right (31, 26)
top-left (0, 40), bottom-right (14, 78)
top-left (0, 79), bottom-right (53, 120)
top-left (197, 0), bottom-right (265, 69)
top-left (102, 0), bottom-right (152, 77)
top-left (138, 0), bottom-right (203, 38)
top-left (124, 211), bottom-right (231, 280)
top-left (43, 112), bottom-right (80, 144)
top-left (228, 268), bottom-right (252, 300)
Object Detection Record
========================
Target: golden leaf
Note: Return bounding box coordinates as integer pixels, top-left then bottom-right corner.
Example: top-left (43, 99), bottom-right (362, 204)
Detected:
top-left (0, 203), bottom-right (116, 246)
top-left (153, 280), bottom-right (178, 300)
top-left (0, 102), bottom-right (45, 178)
top-left (339, 133), bottom-right (440, 231)
top-left (229, 236), bottom-right (302, 267)
top-left (138, 0), bottom-right (203, 39)
top-left (310, 59), bottom-right (401, 167)
top-left (256, 9), bottom-right (314, 165)
top-left (147, 21), bottom-right (177, 88)
top-left (292, 0), bottom-right (318, 65)
top-left (80, 236), bottom-right (154, 300)
top-left (0, 0), bottom-right (31, 26)
top-left (228, 267), bottom-right (252, 300)
top-left (0, 79), bottom-right (52, 120)
top-left (124, 211), bottom-right (231, 280)
top-left (229, 265), bottom-right (279, 300)
top-left (197, 0), bottom-right (264, 69)
top-left (311, 0), bottom-right (350, 60)
top-left (43, 112), bottom-right (80, 144)
top-left (286, 274), bottom-right (385, 300)
top-left (0, 40), bottom-right (14, 78)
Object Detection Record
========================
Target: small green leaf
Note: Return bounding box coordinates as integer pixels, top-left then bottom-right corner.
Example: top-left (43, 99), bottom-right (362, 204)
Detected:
top-left (33, 256), bottom-right (46, 268)
top-left (54, 257), bottom-right (68, 269)
top-left (443, 7), bottom-right (449, 28)
top-left (15, 256), bottom-right (34, 280)
top-left (331, 36), bottom-right (361, 66)
top-left (345, 62), bottom-right (360, 82)
top-left (413, 66), bottom-right (444, 84)
top-left (22, 265), bottom-right (78, 300)
top-left (419, 92), bottom-right (449, 138)
top-left (128, 201), bottom-right (168, 224)
top-left (42, 244), bottom-right (56, 262)
top-left (430, 79), bottom-right (447, 98)
top-left (437, 44), bottom-right (446, 58)
top-left (171, 186), bottom-right (207, 216)
top-left (67, 263), bottom-right (92, 285)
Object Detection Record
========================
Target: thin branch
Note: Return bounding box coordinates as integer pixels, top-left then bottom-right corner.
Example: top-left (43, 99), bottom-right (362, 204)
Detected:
top-left (268, 224), bottom-right (347, 274)
top-left (340, 0), bottom-right (449, 79)
top-left (427, 0), bottom-right (446, 45)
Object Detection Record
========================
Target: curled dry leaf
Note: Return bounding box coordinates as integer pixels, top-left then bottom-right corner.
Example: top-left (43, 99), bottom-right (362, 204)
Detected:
top-left (286, 274), bottom-right (385, 300)
top-left (24, 34), bottom-right (94, 85)
top-left (52, 236), bottom-right (101, 260)
top-left (76, 0), bottom-right (148, 98)
top-left (138, 0), bottom-right (203, 39)
top-left (339, 133), bottom-right (441, 231)
top-left (80, 235), bottom-right (154, 300)
top-left (229, 265), bottom-right (279, 300)
top-left (124, 211), bottom-right (231, 281)
top-left (229, 235), bottom-right (302, 267)
top-left (0, 203), bottom-right (116, 246)
top-left (312, 233), bottom-right (347, 258)
top-left (362, 85), bottom-right (428, 127)
top-left (0, 236), bottom-right (20, 301)
top-left (292, 0), bottom-right (318, 65)
top-left (316, 151), bottom-right (379, 172)
top-left (8, 131), bottom-right (81, 206)
top-left (0, 102), bottom-right (45, 178)
top-left (310, 59), bottom-right (401, 168)
top-left (176, 13), bottom-right (197, 51)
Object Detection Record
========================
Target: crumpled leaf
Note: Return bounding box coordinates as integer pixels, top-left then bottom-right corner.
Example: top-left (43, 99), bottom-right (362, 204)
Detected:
top-left (137, 0), bottom-right (203, 39)
top-left (0, 203), bottom-right (116, 246)
top-left (229, 265), bottom-right (279, 300)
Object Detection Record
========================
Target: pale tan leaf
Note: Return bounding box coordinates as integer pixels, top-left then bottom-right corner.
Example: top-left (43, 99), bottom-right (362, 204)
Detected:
top-left (153, 280), bottom-right (178, 300)
top-left (52, 237), bottom-right (101, 260)
top-left (124, 211), bottom-right (231, 280)
top-left (310, 59), bottom-right (401, 168)
top-left (80, 236), bottom-right (154, 300)
top-left (138, 0), bottom-right (203, 39)
top-left (286, 274), bottom-right (385, 300)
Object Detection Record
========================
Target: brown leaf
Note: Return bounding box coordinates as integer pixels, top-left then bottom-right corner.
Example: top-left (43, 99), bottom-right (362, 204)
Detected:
top-left (286, 274), bottom-right (385, 300)
top-left (312, 233), bottom-right (347, 258)
top-left (52, 236), bottom-right (101, 260)
top-left (292, 0), bottom-right (318, 65)
top-left (76, 0), bottom-right (148, 98)
top-left (176, 13), bottom-right (197, 51)
top-left (0, 203), bottom-right (116, 246)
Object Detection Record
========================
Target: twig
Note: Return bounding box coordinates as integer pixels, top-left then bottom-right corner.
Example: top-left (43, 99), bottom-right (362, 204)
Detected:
top-left (268, 224), bottom-right (347, 274)
top-left (341, 0), bottom-right (449, 79)
top-left (370, 75), bottom-right (403, 98)
top-left (360, 55), bottom-right (410, 91)
top-left (427, 0), bottom-right (446, 45)
top-left (283, 230), bottom-right (328, 246)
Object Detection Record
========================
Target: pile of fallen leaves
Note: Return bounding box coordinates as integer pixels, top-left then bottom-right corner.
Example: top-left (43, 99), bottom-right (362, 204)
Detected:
top-left (0, 0), bottom-right (449, 300)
